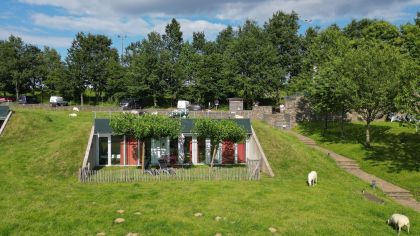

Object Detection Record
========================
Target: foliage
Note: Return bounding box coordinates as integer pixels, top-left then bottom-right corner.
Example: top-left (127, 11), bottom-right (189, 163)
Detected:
top-left (110, 113), bottom-right (181, 140)
top-left (193, 118), bottom-right (247, 145)
top-left (66, 32), bottom-right (119, 104)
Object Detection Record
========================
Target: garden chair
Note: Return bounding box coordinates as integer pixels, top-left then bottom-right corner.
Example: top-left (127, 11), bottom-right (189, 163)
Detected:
top-left (144, 159), bottom-right (158, 176)
top-left (158, 158), bottom-right (176, 175)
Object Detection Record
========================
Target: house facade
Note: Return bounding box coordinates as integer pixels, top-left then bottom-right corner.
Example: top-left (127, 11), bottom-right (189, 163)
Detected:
top-left (84, 118), bottom-right (253, 168)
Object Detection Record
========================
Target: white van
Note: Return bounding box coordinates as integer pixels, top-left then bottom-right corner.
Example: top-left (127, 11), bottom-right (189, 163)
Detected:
top-left (50, 96), bottom-right (68, 106)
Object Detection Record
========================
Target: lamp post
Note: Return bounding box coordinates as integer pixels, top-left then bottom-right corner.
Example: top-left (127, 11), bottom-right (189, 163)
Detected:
top-left (117, 34), bottom-right (127, 61)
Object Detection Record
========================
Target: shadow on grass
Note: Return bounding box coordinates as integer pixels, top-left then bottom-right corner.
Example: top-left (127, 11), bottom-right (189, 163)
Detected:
top-left (298, 122), bottom-right (420, 173)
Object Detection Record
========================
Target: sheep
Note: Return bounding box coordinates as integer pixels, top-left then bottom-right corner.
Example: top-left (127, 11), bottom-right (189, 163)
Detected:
top-left (72, 107), bottom-right (80, 112)
top-left (69, 113), bottom-right (77, 117)
top-left (130, 110), bottom-right (139, 115)
top-left (307, 171), bottom-right (317, 186)
top-left (387, 214), bottom-right (410, 235)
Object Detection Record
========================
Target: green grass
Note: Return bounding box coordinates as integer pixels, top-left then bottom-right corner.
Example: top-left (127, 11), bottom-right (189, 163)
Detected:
top-left (295, 121), bottom-right (420, 201)
top-left (0, 110), bottom-right (419, 235)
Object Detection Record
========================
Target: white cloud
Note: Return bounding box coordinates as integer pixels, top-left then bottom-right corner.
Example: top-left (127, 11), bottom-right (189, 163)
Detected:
top-left (152, 19), bottom-right (227, 40)
top-left (31, 13), bottom-right (151, 36)
top-left (0, 27), bottom-right (73, 48)
top-left (30, 13), bottom-right (228, 40)
top-left (19, 0), bottom-right (420, 23)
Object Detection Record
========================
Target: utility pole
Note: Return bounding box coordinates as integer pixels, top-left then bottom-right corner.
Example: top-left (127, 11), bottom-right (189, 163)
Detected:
top-left (117, 34), bottom-right (127, 61)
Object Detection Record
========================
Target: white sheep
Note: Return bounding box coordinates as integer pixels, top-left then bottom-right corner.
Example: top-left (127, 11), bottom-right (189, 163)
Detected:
top-left (130, 110), bottom-right (139, 115)
top-left (387, 214), bottom-right (410, 235)
top-left (307, 171), bottom-right (317, 186)
top-left (72, 107), bottom-right (80, 112)
top-left (69, 113), bottom-right (77, 117)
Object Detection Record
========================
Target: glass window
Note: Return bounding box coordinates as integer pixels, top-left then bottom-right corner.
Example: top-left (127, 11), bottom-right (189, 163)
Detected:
top-left (198, 138), bottom-right (206, 163)
top-left (183, 136), bottom-right (192, 164)
top-left (169, 138), bottom-right (178, 165)
top-left (99, 137), bottom-right (108, 165)
top-left (111, 135), bottom-right (123, 165)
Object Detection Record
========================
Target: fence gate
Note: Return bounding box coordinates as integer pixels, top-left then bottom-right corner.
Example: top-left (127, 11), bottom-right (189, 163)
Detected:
top-left (247, 159), bottom-right (260, 180)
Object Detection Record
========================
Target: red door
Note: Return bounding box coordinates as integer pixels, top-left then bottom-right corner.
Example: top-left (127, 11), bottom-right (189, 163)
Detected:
top-left (126, 139), bottom-right (143, 165)
top-left (237, 143), bottom-right (246, 163)
top-left (222, 141), bottom-right (235, 164)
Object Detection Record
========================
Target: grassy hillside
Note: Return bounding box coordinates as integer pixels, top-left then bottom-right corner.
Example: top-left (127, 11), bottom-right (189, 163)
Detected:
top-left (0, 110), bottom-right (418, 235)
top-left (295, 121), bottom-right (420, 201)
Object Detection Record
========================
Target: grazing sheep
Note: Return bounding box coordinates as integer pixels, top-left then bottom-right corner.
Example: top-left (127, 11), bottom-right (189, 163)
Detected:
top-left (387, 214), bottom-right (410, 235)
top-left (151, 111), bottom-right (158, 115)
top-left (307, 171), bottom-right (317, 186)
top-left (130, 110), bottom-right (139, 115)
top-left (72, 107), bottom-right (80, 112)
top-left (69, 113), bottom-right (77, 117)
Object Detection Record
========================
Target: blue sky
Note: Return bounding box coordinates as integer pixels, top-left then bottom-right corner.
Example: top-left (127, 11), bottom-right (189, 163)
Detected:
top-left (0, 0), bottom-right (419, 58)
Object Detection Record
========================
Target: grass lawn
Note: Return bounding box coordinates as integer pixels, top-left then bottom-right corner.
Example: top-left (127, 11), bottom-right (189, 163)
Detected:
top-left (295, 121), bottom-right (420, 201)
top-left (0, 109), bottom-right (419, 235)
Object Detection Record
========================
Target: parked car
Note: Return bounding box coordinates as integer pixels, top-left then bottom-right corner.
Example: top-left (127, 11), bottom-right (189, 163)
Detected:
top-left (49, 96), bottom-right (68, 106)
top-left (189, 104), bottom-right (202, 111)
top-left (170, 100), bottom-right (190, 118)
top-left (18, 95), bottom-right (38, 104)
top-left (0, 97), bottom-right (16, 103)
top-left (119, 99), bottom-right (141, 110)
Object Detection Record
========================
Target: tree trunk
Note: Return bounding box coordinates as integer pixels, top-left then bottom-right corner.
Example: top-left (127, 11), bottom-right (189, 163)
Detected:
top-left (15, 80), bottom-right (19, 101)
top-left (210, 144), bottom-right (218, 168)
top-left (153, 93), bottom-right (157, 108)
top-left (141, 140), bottom-right (145, 172)
top-left (80, 92), bottom-right (84, 106)
top-left (340, 105), bottom-right (345, 138)
top-left (323, 112), bottom-right (328, 135)
top-left (365, 122), bottom-right (371, 147)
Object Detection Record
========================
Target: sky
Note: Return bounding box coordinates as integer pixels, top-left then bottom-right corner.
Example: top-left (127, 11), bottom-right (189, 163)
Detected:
top-left (0, 0), bottom-right (419, 58)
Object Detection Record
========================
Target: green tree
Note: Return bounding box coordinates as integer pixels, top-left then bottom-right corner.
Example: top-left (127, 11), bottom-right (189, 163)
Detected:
top-left (342, 42), bottom-right (404, 146)
top-left (126, 32), bottom-right (166, 107)
top-left (265, 11), bottom-right (302, 77)
top-left (66, 32), bottom-right (118, 105)
top-left (0, 39), bottom-right (15, 96)
top-left (162, 19), bottom-right (184, 104)
top-left (227, 20), bottom-right (283, 106)
top-left (193, 118), bottom-right (247, 167)
top-left (304, 26), bottom-right (352, 133)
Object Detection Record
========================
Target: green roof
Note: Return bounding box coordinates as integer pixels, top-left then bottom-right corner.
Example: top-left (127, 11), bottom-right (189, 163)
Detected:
top-left (94, 118), bottom-right (114, 134)
top-left (94, 118), bottom-right (252, 135)
top-left (0, 106), bottom-right (10, 120)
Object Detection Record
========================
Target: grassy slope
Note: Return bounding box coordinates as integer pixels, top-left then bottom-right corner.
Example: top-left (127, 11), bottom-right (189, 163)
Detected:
top-left (295, 121), bottom-right (420, 201)
top-left (0, 110), bottom-right (419, 235)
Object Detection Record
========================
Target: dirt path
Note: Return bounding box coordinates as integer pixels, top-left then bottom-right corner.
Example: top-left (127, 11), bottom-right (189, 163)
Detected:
top-left (287, 130), bottom-right (420, 213)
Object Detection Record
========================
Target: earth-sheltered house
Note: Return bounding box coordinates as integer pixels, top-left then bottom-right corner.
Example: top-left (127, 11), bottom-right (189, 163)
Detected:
top-left (82, 117), bottom-right (273, 175)
top-left (0, 106), bottom-right (12, 136)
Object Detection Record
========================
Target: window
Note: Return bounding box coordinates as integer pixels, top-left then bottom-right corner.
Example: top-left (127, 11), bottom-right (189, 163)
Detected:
top-left (98, 137), bottom-right (108, 165)
top-left (111, 135), bottom-right (123, 165)
top-left (198, 138), bottom-right (206, 163)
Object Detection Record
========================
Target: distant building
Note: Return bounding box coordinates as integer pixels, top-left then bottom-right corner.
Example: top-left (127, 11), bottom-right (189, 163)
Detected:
top-left (228, 98), bottom-right (244, 112)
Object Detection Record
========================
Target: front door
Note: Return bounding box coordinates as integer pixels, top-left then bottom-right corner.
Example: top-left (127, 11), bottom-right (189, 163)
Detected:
top-left (151, 138), bottom-right (168, 165)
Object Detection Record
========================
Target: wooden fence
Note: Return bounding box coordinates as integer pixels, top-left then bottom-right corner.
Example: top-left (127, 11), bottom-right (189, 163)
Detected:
top-left (79, 161), bottom-right (260, 183)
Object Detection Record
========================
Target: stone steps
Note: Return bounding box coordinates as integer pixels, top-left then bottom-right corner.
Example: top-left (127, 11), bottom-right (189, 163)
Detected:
top-left (336, 160), bottom-right (360, 170)
top-left (386, 191), bottom-right (414, 200)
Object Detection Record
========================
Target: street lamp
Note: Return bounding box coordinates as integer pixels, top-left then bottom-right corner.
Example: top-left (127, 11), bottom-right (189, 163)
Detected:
top-left (117, 34), bottom-right (127, 61)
